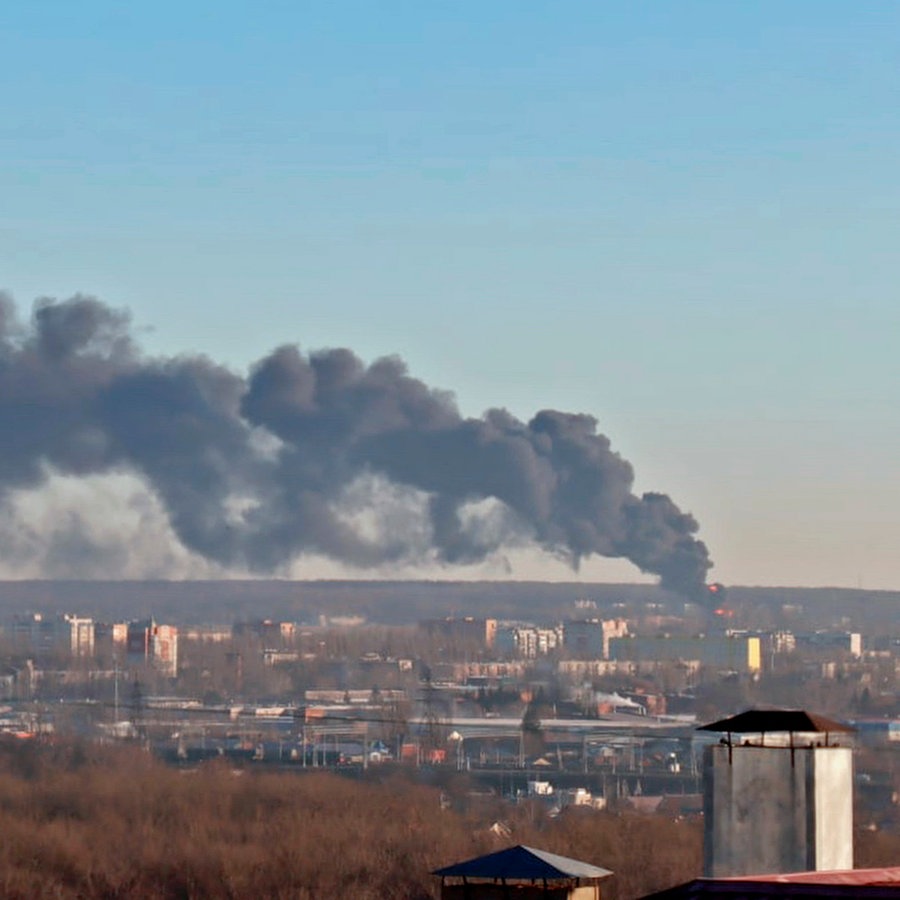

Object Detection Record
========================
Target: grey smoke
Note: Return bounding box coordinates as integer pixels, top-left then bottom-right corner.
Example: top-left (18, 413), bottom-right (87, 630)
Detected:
top-left (0, 293), bottom-right (712, 594)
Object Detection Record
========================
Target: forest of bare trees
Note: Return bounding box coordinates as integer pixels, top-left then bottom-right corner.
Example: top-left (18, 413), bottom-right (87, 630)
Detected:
top-left (0, 735), bottom-right (897, 898)
top-left (0, 735), bottom-right (701, 899)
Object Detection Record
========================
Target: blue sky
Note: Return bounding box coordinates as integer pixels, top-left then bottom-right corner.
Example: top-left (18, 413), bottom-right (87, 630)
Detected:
top-left (2, 2), bottom-right (899, 587)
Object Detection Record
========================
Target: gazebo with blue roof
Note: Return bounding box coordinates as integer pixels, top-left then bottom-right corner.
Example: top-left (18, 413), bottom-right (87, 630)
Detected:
top-left (433, 844), bottom-right (613, 899)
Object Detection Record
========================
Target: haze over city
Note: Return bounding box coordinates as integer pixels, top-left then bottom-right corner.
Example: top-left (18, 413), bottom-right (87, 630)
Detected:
top-left (2, 2), bottom-right (899, 588)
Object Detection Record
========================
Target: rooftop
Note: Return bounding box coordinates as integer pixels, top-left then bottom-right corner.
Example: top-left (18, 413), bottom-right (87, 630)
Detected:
top-left (698, 709), bottom-right (853, 736)
top-left (644, 867), bottom-right (900, 898)
top-left (433, 844), bottom-right (613, 883)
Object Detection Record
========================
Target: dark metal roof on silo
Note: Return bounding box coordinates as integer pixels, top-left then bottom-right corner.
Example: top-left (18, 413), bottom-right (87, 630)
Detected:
top-left (698, 709), bottom-right (854, 735)
top-left (432, 845), bottom-right (613, 881)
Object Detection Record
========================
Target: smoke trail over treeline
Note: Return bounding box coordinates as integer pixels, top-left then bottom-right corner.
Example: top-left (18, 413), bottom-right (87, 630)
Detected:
top-left (0, 294), bottom-right (712, 594)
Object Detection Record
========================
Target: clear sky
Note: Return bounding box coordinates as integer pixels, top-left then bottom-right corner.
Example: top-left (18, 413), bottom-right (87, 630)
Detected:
top-left (1, 1), bottom-right (899, 588)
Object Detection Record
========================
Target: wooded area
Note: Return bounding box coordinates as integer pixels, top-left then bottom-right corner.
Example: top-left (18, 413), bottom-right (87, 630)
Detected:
top-left (0, 736), bottom-right (895, 899)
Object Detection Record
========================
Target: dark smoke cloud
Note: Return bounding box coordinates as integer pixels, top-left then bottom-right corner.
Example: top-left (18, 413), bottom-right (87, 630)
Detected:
top-left (0, 293), bottom-right (712, 593)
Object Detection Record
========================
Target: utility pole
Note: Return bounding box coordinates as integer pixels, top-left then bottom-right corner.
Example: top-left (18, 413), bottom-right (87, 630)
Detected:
top-left (113, 658), bottom-right (119, 722)
top-left (420, 668), bottom-right (444, 763)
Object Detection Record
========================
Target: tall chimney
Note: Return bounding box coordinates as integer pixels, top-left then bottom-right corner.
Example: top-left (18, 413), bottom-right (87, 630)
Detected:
top-left (700, 709), bottom-right (854, 877)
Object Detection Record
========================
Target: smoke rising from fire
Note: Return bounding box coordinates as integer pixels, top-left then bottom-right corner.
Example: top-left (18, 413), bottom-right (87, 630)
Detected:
top-left (0, 294), bottom-right (712, 593)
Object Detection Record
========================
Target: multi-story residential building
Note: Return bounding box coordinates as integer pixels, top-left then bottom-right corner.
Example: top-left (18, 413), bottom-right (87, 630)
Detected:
top-left (62, 614), bottom-right (95, 657)
top-left (180, 626), bottom-right (231, 642)
top-left (494, 623), bottom-right (564, 659)
top-left (608, 633), bottom-right (761, 674)
top-left (127, 618), bottom-right (179, 677)
top-left (94, 622), bottom-right (128, 659)
top-left (771, 630), bottom-right (797, 654)
top-left (9, 613), bottom-right (94, 658)
top-left (564, 618), bottom-right (629, 659)
top-left (419, 617), bottom-right (497, 649)
top-left (233, 619), bottom-right (296, 646)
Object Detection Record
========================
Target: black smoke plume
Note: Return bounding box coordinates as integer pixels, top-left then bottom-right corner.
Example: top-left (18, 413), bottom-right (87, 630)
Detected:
top-left (0, 294), bottom-right (712, 593)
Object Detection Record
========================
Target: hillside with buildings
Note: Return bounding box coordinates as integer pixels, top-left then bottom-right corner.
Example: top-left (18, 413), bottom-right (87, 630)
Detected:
top-left (0, 580), bottom-right (896, 896)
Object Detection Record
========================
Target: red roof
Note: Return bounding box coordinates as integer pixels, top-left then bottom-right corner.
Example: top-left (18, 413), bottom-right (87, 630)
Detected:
top-left (643, 868), bottom-right (900, 898)
top-left (728, 868), bottom-right (900, 886)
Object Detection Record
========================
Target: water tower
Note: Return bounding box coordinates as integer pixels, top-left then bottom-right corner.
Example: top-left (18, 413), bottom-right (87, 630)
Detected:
top-left (700, 709), bottom-right (854, 878)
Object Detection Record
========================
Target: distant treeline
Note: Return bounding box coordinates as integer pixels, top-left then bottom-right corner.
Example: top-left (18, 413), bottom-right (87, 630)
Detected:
top-left (0, 579), bottom-right (897, 628)
top-left (0, 579), bottom-right (663, 625)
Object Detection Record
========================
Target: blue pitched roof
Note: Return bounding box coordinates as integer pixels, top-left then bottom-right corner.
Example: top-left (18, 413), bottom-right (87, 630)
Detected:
top-left (433, 845), bottom-right (613, 881)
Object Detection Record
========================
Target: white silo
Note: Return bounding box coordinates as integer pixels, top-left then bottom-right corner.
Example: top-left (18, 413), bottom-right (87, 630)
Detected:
top-left (701, 709), bottom-right (854, 878)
